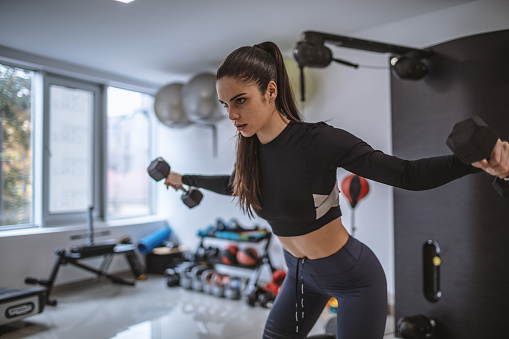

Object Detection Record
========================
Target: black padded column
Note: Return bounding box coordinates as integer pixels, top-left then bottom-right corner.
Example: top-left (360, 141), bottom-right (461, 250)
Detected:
top-left (391, 29), bottom-right (509, 339)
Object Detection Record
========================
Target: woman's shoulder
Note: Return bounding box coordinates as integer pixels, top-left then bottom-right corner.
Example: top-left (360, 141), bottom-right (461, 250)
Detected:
top-left (295, 120), bottom-right (361, 151)
top-left (291, 120), bottom-right (331, 132)
top-left (296, 120), bottom-right (343, 138)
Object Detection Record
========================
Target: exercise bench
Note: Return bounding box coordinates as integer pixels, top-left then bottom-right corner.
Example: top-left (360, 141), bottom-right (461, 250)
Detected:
top-left (0, 287), bottom-right (45, 326)
top-left (24, 242), bottom-right (143, 306)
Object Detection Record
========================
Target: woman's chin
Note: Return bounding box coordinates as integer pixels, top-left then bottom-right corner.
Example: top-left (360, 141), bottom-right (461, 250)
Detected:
top-left (240, 130), bottom-right (255, 138)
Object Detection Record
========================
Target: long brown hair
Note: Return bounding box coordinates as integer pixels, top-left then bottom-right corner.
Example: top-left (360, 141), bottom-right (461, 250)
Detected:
top-left (216, 42), bottom-right (302, 217)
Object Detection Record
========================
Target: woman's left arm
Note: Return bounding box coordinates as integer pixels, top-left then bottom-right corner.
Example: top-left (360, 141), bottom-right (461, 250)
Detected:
top-left (313, 124), bottom-right (482, 191)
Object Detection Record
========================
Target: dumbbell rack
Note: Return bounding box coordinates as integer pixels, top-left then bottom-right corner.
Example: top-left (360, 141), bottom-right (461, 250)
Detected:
top-left (195, 231), bottom-right (275, 296)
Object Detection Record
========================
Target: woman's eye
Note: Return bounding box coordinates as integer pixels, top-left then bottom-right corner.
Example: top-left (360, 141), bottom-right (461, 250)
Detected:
top-left (236, 98), bottom-right (246, 104)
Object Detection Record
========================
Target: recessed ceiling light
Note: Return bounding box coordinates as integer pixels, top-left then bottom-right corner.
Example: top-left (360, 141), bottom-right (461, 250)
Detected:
top-left (115, 0), bottom-right (136, 3)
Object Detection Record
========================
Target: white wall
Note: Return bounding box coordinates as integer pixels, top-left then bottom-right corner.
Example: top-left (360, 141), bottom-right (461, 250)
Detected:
top-left (156, 0), bottom-right (509, 300)
top-left (1, 0), bottom-right (507, 298)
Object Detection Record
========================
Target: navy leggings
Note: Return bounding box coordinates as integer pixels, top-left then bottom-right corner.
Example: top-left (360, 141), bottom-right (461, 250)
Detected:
top-left (263, 236), bottom-right (387, 339)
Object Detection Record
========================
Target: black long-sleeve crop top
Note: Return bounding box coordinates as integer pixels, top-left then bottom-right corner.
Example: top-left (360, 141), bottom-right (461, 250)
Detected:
top-left (183, 120), bottom-right (480, 237)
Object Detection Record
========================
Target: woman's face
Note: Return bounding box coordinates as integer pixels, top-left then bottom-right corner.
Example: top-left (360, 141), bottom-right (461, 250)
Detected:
top-left (216, 76), bottom-right (277, 138)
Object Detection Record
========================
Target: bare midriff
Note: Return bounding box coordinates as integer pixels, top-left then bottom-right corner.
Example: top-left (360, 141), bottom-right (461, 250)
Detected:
top-left (277, 217), bottom-right (350, 259)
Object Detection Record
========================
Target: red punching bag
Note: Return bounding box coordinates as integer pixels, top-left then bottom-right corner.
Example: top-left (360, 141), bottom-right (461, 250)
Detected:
top-left (341, 174), bottom-right (370, 209)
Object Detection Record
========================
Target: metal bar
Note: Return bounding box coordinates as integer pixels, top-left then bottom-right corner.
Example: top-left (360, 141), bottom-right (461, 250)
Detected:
top-left (301, 31), bottom-right (434, 58)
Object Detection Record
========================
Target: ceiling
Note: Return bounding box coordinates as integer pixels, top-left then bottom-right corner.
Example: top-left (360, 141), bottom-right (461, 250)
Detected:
top-left (0, 0), bottom-right (475, 89)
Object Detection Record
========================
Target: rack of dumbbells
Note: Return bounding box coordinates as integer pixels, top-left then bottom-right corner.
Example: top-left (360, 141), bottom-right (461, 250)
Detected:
top-left (165, 218), bottom-right (285, 307)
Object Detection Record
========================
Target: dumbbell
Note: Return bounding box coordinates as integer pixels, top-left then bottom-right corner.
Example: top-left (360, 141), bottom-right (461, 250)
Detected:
top-left (211, 272), bottom-right (228, 297)
top-left (446, 115), bottom-right (509, 199)
top-left (164, 268), bottom-right (180, 287)
top-left (192, 267), bottom-right (214, 292)
top-left (224, 276), bottom-right (242, 300)
top-left (176, 262), bottom-right (197, 289)
top-left (202, 270), bottom-right (216, 294)
top-left (147, 157), bottom-right (203, 208)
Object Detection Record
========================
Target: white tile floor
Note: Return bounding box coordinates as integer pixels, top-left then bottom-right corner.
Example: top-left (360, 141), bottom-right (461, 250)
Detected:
top-left (0, 274), bottom-right (398, 339)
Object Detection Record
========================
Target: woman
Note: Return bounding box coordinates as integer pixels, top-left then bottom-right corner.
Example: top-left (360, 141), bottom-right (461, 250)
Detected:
top-left (165, 42), bottom-right (509, 339)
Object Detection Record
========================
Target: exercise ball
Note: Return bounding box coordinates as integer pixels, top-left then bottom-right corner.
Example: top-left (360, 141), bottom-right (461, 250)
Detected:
top-left (182, 73), bottom-right (225, 123)
top-left (154, 82), bottom-right (192, 128)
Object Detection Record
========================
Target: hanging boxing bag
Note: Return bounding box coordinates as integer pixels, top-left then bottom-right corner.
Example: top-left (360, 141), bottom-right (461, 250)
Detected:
top-left (341, 174), bottom-right (370, 208)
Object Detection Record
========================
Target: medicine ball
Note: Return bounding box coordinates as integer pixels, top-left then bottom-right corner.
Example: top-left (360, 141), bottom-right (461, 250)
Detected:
top-left (221, 244), bottom-right (238, 265)
top-left (237, 246), bottom-right (259, 267)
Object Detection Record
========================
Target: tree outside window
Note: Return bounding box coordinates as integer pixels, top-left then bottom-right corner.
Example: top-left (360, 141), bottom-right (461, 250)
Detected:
top-left (0, 64), bottom-right (33, 226)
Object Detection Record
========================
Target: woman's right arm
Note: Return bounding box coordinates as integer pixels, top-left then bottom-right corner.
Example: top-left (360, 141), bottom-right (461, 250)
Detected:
top-left (165, 170), bottom-right (235, 196)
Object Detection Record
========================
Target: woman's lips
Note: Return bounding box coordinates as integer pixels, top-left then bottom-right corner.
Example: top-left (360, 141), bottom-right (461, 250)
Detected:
top-left (236, 124), bottom-right (247, 131)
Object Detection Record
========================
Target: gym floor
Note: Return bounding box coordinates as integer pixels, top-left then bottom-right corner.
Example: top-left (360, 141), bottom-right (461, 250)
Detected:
top-left (0, 274), bottom-right (397, 339)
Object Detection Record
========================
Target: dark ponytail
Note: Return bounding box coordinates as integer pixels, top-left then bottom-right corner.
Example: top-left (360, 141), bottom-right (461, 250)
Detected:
top-left (254, 42), bottom-right (302, 122)
top-left (217, 42), bottom-right (302, 217)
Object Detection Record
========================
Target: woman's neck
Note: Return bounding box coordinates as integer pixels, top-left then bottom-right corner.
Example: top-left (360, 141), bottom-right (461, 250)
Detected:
top-left (257, 112), bottom-right (290, 144)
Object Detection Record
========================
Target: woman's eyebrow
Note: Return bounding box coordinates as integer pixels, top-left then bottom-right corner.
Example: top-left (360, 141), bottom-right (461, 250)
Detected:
top-left (219, 92), bottom-right (247, 104)
top-left (230, 93), bottom-right (247, 101)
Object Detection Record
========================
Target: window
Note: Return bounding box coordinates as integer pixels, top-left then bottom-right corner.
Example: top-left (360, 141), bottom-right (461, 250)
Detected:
top-left (106, 87), bottom-right (152, 219)
top-left (0, 64), bottom-right (34, 227)
top-left (43, 76), bottom-right (101, 226)
top-left (48, 84), bottom-right (94, 213)
top-left (0, 53), bottom-right (156, 229)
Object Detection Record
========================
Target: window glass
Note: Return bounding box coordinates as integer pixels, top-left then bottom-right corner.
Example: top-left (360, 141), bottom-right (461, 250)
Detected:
top-left (48, 84), bottom-right (93, 213)
top-left (107, 87), bottom-right (151, 219)
top-left (0, 64), bottom-right (34, 226)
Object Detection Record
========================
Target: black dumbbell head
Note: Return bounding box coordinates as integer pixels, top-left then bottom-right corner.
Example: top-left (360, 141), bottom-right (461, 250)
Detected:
top-left (397, 315), bottom-right (435, 338)
top-left (446, 116), bottom-right (498, 164)
top-left (181, 187), bottom-right (203, 208)
top-left (147, 157), bottom-right (171, 181)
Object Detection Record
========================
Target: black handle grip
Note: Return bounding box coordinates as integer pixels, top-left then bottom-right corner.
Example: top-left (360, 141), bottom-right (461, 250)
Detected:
top-left (423, 240), bottom-right (441, 303)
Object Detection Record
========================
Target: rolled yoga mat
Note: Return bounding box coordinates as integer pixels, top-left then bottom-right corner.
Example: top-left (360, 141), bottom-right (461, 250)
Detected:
top-left (137, 225), bottom-right (172, 254)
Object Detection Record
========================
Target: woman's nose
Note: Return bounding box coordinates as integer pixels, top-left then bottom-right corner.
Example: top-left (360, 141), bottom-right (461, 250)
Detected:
top-left (228, 109), bottom-right (238, 121)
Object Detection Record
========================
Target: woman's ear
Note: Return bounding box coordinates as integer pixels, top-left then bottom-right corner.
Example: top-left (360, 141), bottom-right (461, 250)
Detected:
top-left (267, 81), bottom-right (278, 102)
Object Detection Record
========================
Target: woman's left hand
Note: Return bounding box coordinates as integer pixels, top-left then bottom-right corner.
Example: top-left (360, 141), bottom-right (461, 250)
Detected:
top-left (472, 139), bottom-right (509, 179)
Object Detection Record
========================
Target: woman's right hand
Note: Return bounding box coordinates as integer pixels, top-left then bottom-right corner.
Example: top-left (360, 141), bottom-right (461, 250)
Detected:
top-left (165, 171), bottom-right (184, 191)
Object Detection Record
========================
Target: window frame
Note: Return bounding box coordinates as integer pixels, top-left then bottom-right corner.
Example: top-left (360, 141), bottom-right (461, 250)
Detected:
top-left (42, 74), bottom-right (104, 226)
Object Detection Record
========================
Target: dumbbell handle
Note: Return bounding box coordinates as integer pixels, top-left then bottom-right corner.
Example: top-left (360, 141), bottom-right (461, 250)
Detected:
top-left (177, 185), bottom-right (190, 194)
